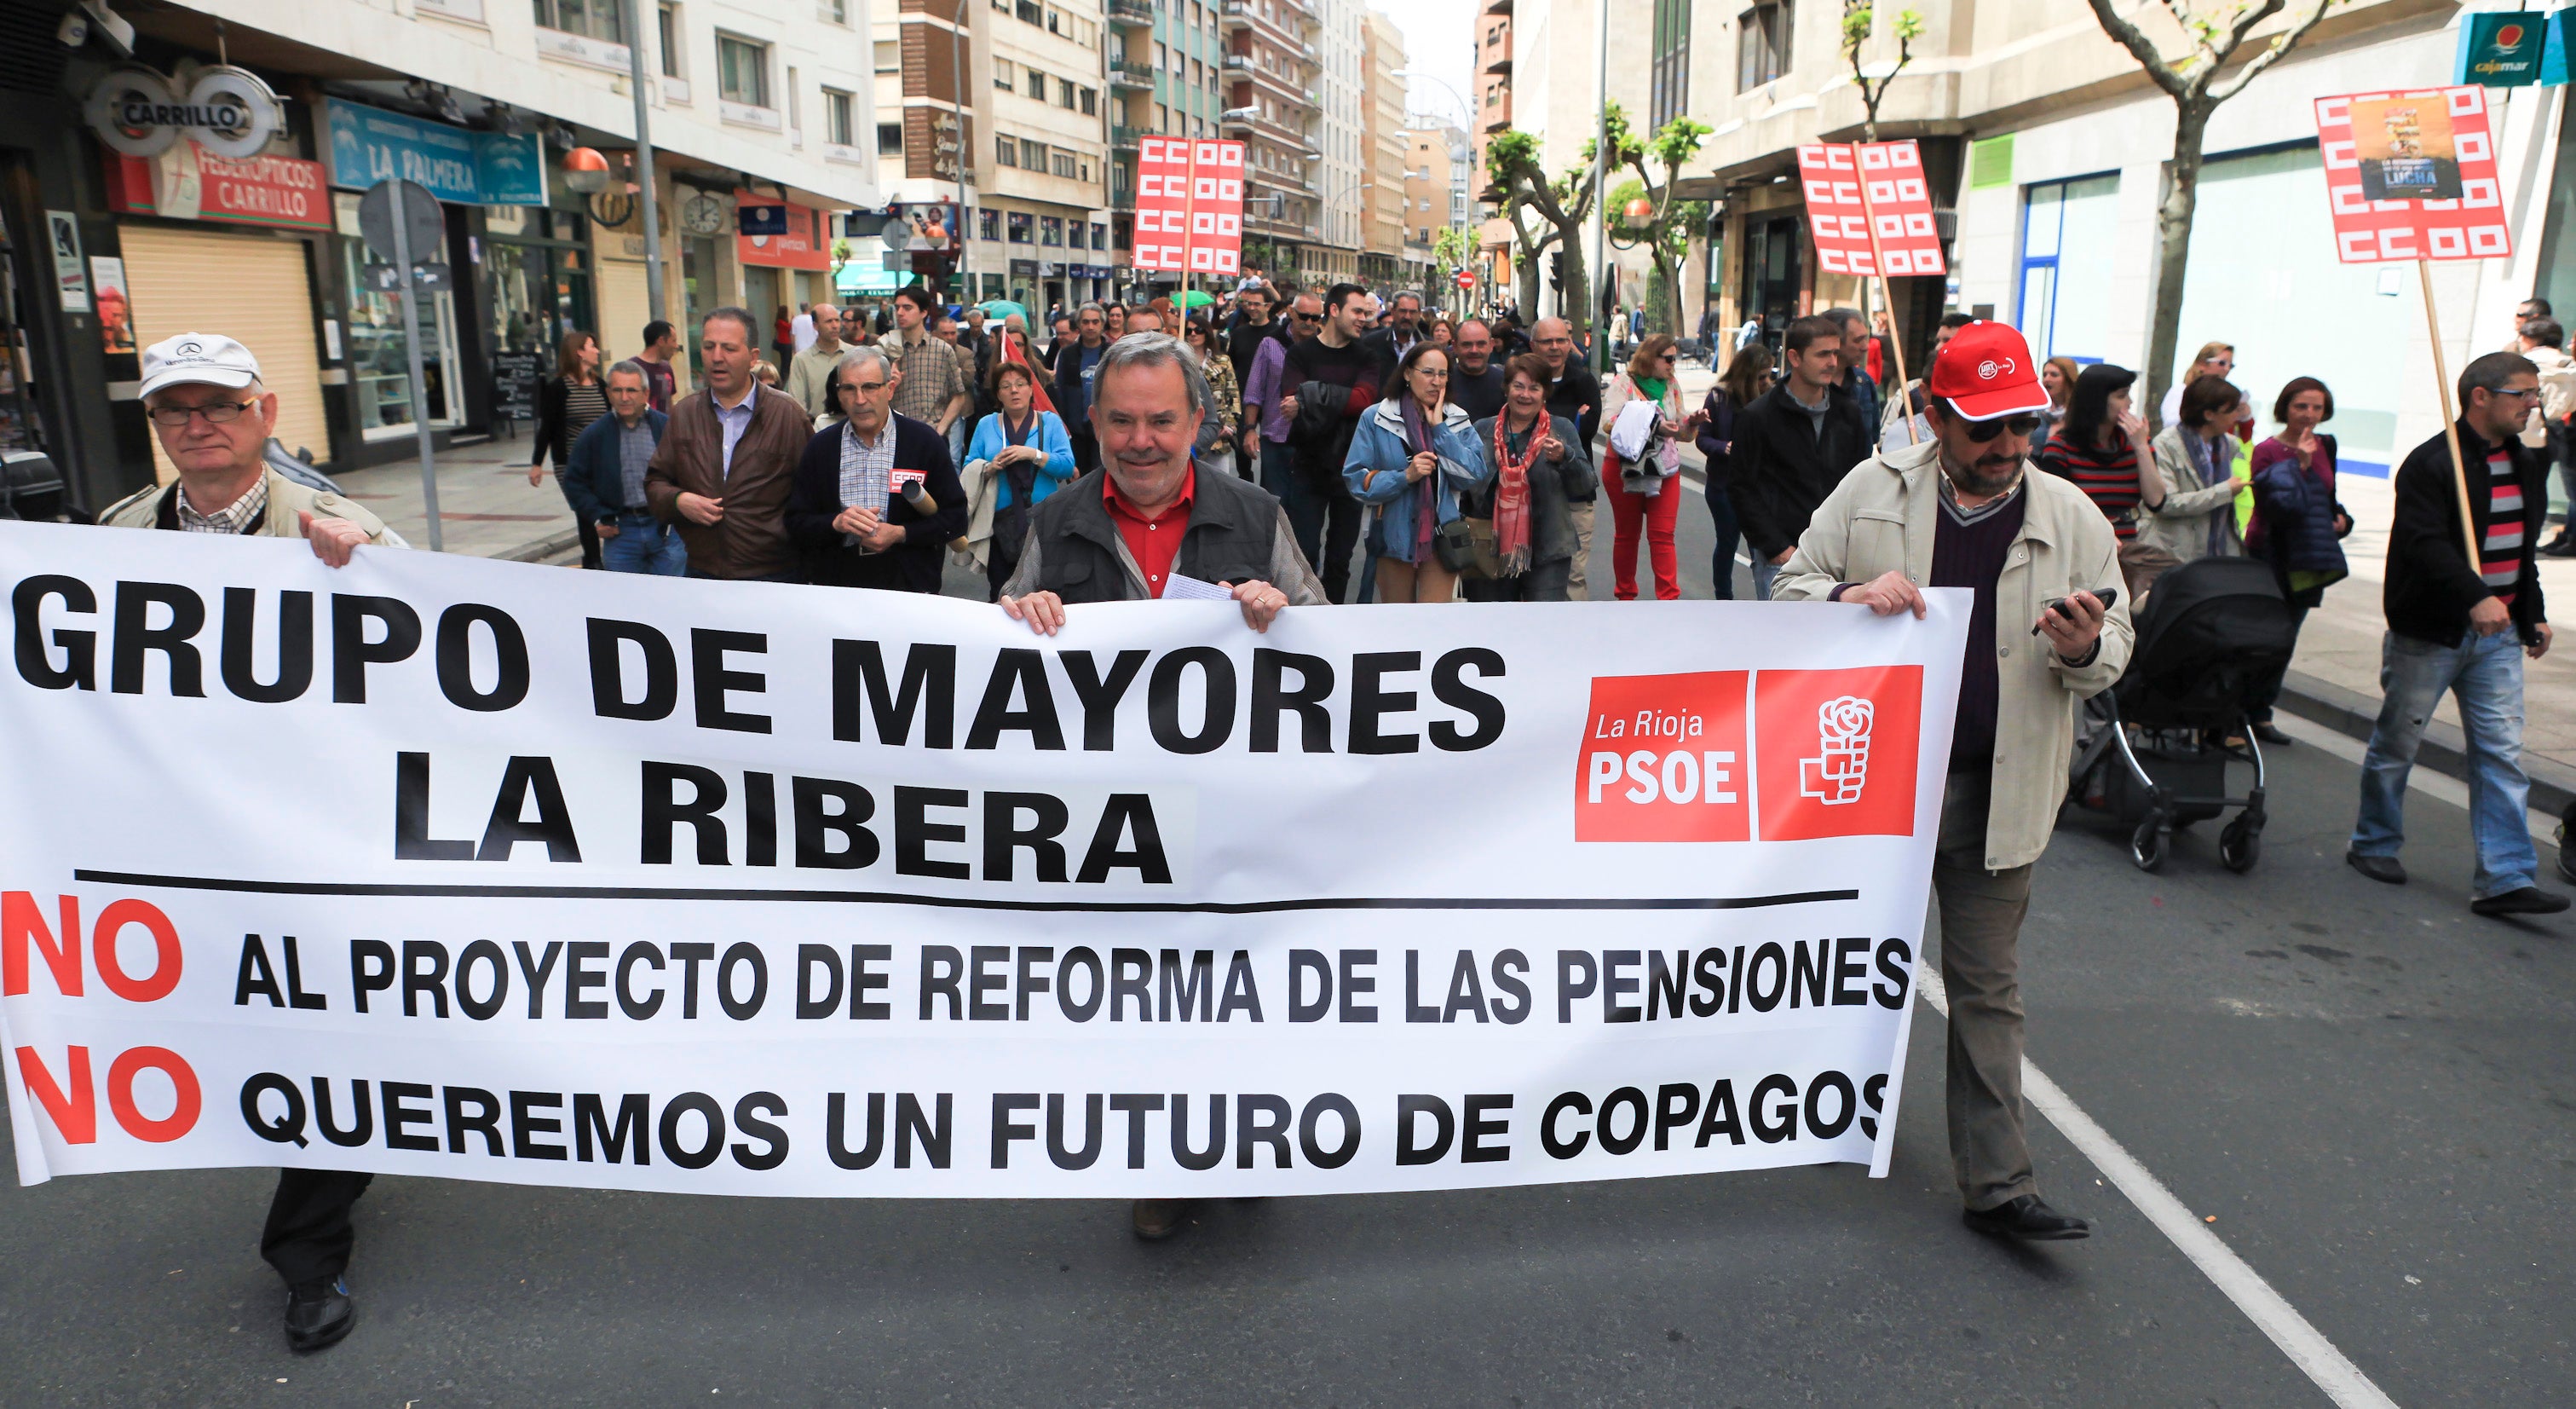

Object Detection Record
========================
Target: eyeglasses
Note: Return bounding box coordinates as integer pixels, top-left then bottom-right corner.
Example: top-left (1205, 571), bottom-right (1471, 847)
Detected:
top-left (1961, 414), bottom-right (2043, 443)
top-left (840, 380), bottom-right (890, 396)
top-left (2489, 385), bottom-right (2544, 401)
top-left (147, 400), bottom-right (258, 428)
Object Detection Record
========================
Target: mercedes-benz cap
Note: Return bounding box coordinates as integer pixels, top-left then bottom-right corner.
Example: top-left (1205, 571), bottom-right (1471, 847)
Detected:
top-left (139, 332), bottom-right (262, 399)
top-left (1924, 320), bottom-right (2050, 421)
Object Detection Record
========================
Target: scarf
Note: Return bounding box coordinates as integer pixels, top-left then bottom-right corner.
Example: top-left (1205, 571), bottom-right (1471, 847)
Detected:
top-left (1401, 396), bottom-right (1440, 559)
top-left (1491, 413), bottom-right (1542, 577)
top-left (2183, 429), bottom-right (2231, 557)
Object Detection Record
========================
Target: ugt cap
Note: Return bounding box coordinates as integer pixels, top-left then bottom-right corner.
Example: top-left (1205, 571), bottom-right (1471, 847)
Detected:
top-left (1924, 320), bottom-right (2050, 421)
top-left (140, 333), bottom-right (262, 399)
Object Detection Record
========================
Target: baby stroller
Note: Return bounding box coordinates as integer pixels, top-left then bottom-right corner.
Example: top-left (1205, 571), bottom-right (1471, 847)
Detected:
top-left (2065, 557), bottom-right (2298, 873)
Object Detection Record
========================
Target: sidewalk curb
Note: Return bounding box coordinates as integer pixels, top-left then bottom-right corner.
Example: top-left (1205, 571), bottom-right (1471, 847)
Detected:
top-left (2274, 667), bottom-right (2574, 822)
top-left (493, 529), bottom-right (581, 564)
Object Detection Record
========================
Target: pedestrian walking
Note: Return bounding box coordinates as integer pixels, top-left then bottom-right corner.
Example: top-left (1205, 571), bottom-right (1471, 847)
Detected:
top-left (99, 332), bottom-right (398, 1354)
top-left (1821, 307), bottom-right (1880, 436)
top-left (784, 303), bottom-right (852, 423)
top-left (2139, 375), bottom-right (2253, 576)
top-left (2513, 315), bottom-right (2576, 557)
top-left (879, 284), bottom-right (975, 470)
top-left (771, 304), bottom-right (795, 372)
top-left (1055, 303), bottom-right (1112, 476)
top-left (1696, 343), bottom-right (1773, 600)
top-left (1777, 318), bottom-right (2131, 1242)
top-left (1729, 315), bottom-right (1872, 600)
top-left (644, 308), bottom-right (816, 581)
top-left (528, 329), bottom-right (609, 568)
top-left (791, 303), bottom-right (816, 355)
top-left (1464, 353), bottom-right (1595, 601)
top-left (1225, 280), bottom-right (1283, 387)
top-left (1344, 342), bottom-right (1490, 604)
top-left (562, 360), bottom-right (684, 575)
top-left (1281, 282), bottom-right (1392, 603)
top-left (788, 345), bottom-right (965, 593)
top-left (2037, 363), bottom-right (2164, 596)
top-left (2158, 340), bottom-right (2253, 438)
top-left (1599, 334), bottom-right (1703, 601)
top-left (960, 356), bottom-right (1075, 598)
top-left (1880, 314), bottom-right (1976, 450)
top-left (1242, 289), bottom-right (1321, 510)
top-left (1445, 319), bottom-right (1507, 423)
top-left (1181, 315), bottom-right (1242, 476)
top-left (1527, 316), bottom-right (1603, 598)
top-left (635, 319), bottom-right (681, 413)
top-left (2345, 351), bottom-right (2567, 917)
top-left (2244, 375), bottom-right (2352, 743)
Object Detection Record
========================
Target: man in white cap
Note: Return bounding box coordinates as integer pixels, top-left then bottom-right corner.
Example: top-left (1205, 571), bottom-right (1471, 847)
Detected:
top-left (96, 333), bottom-right (392, 1355)
top-left (1775, 320), bottom-right (2132, 1244)
top-left (98, 333), bottom-right (392, 563)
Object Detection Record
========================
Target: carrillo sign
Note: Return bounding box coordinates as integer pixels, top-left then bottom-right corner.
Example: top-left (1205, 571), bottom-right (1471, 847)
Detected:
top-left (83, 63), bottom-right (283, 163)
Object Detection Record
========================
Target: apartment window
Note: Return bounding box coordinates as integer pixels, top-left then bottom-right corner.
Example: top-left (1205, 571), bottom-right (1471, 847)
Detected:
top-left (1092, 222), bottom-right (1107, 248)
top-left (993, 55), bottom-right (1012, 89)
top-left (825, 89), bottom-right (856, 145)
top-left (533, 0), bottom-right (623, 42)
top-left (1047, 7), bottom-right (1065, 35)
top-left (1052, 152), bottom-right (1077, 178)
top-left (658, 3), bottom-right (682, 76)
top-left (1068, 222), bottom-right (1086, 249)
top-left (1017, 0), bottom-right (1042, 20)
top-left (1009, 211), bottom-right (1034, 242)
top-left (1058, 78), bottom-right (1078, 109)
top-left (980, 209), bottom-right (1001, 240)
top-left (1650, 0), bottom-right (1691, 130)
top-left (1022, 137), bottom-right (1047, 167)
top-left (1079, 86), bottom-right (1097, 115)
top-left (1737, 2), bottom-right (1791, 92)
top-left (717, 34), bottom-right (770, 106)
top-left (1028, 66), bottom-right (1047, 95)
top-left (876, 40), bottom-right (901, 72)
top-left (787, 66), bottom-right (802, 130)
top-left (1041, 216), bottom-right (1064, 245)
top-left (879, 121), bottom-right (904, 155)
top-left (820, 0), bottom-right (847, 20)
top-left (1155, 42), bottom-right (1167, 71)
top-left (996, 134), bottom-right (1018, 165)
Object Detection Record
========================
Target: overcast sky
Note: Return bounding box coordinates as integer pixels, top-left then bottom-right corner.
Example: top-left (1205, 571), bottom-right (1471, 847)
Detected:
top-left (1380, 0), bottom-right (1478, 131)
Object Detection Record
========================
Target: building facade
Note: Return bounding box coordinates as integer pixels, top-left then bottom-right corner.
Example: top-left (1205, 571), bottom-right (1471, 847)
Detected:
top-left (969, 0), bottom-right (1115, 313)
top-left (1219, 0), bottom-right (1323, 284)
top-left (1109, 0), bottom-right (1227, 297)
top-left (1305, 0), bottom-right (1364, 287)
top-left (2, 0), bottom-right (879, 513)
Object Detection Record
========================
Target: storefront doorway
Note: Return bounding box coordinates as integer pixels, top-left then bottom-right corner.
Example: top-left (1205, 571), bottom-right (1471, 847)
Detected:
top-left (333, 191), bottom-right (463, 442)
top-left (1740, 214), bottom-right (1806, 351)
top-left (0, 190), bottom-right (49, 458)
top-left (485, 207), bottom-right (596, 365)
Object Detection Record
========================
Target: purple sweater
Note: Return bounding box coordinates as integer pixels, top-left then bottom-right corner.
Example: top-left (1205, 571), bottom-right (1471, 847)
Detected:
top-left (1244, 335), bottom-right (1293, 442)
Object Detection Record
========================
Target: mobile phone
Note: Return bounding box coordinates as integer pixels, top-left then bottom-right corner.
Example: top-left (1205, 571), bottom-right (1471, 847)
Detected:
top-left (2031, 586), bottom-right (2119, 634)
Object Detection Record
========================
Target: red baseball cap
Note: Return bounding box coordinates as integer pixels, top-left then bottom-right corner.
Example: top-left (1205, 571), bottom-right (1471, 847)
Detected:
top-left (1925, 321), bottom-right (2051, 421)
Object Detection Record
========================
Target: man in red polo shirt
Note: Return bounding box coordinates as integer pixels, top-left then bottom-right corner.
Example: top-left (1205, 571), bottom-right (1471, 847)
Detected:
top-left (1000, 332), bottom-right (1323, 636)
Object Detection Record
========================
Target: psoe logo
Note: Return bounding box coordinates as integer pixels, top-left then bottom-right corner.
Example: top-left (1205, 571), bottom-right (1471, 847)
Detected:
top-left (1574, 671), bottom-right (1752, 843)
top-left (1798, 696), bottom-right (1874, 806)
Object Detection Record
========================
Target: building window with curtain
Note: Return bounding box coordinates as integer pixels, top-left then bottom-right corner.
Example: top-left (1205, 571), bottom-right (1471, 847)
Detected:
top-left (1736, 2), bottom-right (1791, 92)
top-left (717, 34), bottom-right (770, 107)
top-left (1651, 0), bottom-right (1691, 130)
top-left (533, 0), bottom-right (623, 41)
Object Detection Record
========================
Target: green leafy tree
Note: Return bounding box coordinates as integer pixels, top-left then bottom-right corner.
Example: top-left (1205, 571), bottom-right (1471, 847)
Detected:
top-left (2087, 0), bottom-right (2337, 423)
top-left (1601, 104), bottom-right (1713, 337)
top-left (1485, 128), bottom-right (1599, 337)
top-left (1841, 3), bottom-right (1925, 143)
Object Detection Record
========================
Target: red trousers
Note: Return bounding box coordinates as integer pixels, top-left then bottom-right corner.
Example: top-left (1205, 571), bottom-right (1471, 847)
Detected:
top-left (1606, 472), bottom-right (1682, 601)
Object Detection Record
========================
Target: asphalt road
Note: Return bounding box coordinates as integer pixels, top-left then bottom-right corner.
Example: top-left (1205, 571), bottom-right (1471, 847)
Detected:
top-left (6, 474), bottom-right (2573, 1405)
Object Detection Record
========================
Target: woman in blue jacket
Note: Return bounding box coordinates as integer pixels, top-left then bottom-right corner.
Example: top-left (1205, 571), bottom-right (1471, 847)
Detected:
top-left (965, 358), bottom-right (1076, 598)
top-left (1343, 343), bottom-right (1490, 603)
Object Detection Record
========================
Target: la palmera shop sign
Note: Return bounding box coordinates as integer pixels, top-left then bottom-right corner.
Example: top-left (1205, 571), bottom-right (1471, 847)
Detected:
top-left (84, 64), bottom-right (282, 163)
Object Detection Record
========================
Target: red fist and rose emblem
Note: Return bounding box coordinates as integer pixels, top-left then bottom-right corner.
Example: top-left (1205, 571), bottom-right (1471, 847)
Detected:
top-left (1576, 667), bottom-right (1922, 843)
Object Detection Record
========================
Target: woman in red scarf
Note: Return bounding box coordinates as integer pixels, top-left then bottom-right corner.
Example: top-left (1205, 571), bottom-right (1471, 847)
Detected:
top-left (1461, 354), bottom-right (1598, 601)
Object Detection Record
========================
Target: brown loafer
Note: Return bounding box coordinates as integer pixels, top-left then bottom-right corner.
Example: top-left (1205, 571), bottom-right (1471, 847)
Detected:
top-left (1131, 1198), bottom-right (1196, 1241)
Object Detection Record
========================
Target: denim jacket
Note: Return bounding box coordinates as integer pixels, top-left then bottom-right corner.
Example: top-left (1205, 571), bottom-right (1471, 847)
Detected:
top-left (1342, 399), bottom-right (1490, 563)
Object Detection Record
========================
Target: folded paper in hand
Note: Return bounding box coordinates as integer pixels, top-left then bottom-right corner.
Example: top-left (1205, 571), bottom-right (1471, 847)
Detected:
top-left (1159, 573), bottom-right (1236, 602)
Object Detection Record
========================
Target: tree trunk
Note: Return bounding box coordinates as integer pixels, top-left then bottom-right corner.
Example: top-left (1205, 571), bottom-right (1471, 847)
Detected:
top-left (2143, 101), bottom-right (2210, 430)
top-left (1553, 215), bottom-right (1591, 341)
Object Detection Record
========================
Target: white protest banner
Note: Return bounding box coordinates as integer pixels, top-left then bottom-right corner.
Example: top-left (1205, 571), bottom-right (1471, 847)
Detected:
top-left (0, 523), bottom-right (1964, 1198)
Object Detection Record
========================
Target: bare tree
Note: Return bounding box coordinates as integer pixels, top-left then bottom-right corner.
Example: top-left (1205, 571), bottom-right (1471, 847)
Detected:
top-left (1487, 129), bottom-right (1599, 339)
top-left (2086, 0), bottom-right (2337, 422)
top-left (1841, 2), bottom-right (1926, 143)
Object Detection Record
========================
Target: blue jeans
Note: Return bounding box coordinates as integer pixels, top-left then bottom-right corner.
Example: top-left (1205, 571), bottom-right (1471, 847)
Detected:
top-left (601, 514), bottom-right (688, 575)
top-left (2351, 629), bottom-right (2538, 898)
top-left (1703, 482), bottom-right (1740, 600)
top-left (1749, 553), bottom-right (1781, 602)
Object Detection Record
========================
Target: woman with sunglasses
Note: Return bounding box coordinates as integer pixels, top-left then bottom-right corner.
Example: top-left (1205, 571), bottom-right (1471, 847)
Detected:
top-left (1343, 342), bottom-right (1490, 603)
top-left (1599, 333), bottom-right (1707, 600)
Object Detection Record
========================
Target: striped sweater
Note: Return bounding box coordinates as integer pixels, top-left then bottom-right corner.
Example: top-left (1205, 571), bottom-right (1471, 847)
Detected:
top-left (2037, 435), bottom-right (2146, 539)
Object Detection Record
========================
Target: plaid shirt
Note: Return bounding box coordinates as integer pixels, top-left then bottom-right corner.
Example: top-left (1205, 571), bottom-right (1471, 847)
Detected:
top-left (885, 331), bottom-right (966, 426)
top-left (176, 478), bottom-right (268, 534)
top-left (835, 417), bottom-right (896, 546)
top-left (617, 417), bottom-right (657, 511)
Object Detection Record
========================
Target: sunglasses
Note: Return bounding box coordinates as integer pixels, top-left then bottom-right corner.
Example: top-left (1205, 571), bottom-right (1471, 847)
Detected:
top-left (1960, 414), bottom-right (2042, 443)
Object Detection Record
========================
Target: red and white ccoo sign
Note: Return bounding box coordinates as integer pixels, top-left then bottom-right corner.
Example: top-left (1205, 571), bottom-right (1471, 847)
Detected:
top-left (1796, 141), bottom-right (1946, 278)
top-left (2314, 87), bottom-right (2512, 263)
top-left (1132, 137), bottom-right (1245, 275)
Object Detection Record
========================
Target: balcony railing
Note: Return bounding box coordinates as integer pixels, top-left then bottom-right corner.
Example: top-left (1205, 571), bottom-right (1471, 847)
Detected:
top-left (1109, 59), bottom-right (1156, 90)
top-left (1106, 0), bottom-right (1153, 25)
top-left (1109, 124), bottom-right (1145, 150)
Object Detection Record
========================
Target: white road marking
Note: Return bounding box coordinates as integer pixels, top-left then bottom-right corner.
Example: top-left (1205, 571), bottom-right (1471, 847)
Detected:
top-left (2268, 711), bottom-right (2559, 846)
top-left (1916, 969), bottom-right (2399, 1409)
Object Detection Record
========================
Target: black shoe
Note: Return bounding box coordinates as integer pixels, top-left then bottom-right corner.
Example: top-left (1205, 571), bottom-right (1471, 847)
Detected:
top-left (1131, 1198), bottom-right (1196, 1241)
top-left (2539, 533), bottom-right (2576, 558)
top-left (2346, 850), bottom-right (2406, 885)
top-left (2250, 722), bottom-right (2294, 747)
top-left (1962, 1194), bottom-right (2090, 1241)
top-left (284, 1275), bottom-right (354, 1354)
top-left (2471, 886), bottom-right (2573, 917)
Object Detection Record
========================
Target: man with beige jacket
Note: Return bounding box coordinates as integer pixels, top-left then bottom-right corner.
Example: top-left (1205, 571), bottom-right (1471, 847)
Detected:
top-left (1777, 321), bottom-right (2133, 1243)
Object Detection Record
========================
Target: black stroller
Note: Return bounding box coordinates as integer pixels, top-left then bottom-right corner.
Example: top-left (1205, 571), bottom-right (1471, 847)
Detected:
top-left (2066, 557), bottom-right (2298, 873)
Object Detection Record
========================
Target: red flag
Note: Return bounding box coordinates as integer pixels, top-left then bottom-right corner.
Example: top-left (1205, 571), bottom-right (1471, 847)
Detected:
top-left (1001, 331), bottom-right (1057, 417)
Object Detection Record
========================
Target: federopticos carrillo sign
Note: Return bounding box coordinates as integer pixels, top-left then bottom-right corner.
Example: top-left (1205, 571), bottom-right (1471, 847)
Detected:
top-left (84, 64), bottom-right (282, 162)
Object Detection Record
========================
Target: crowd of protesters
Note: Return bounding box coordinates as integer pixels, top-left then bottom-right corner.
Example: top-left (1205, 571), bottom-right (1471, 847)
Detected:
top-left (95, 271), bottom-right (2571, 1354)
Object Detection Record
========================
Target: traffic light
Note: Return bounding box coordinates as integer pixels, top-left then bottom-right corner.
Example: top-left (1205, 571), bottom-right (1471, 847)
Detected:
top-left (1547, 252), bottom-right (1565, 293)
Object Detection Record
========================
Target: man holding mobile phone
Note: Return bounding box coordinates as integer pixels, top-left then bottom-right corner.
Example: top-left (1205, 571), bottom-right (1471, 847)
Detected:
top-left (1773, 321), bottom-right (2133, 1244)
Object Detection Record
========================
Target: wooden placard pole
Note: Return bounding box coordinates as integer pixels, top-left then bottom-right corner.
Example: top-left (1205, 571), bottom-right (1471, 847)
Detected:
top-left (1853, 167), bottom-right (1919, 445)
top-left (2416, 257), bottom-right (2487, 570)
